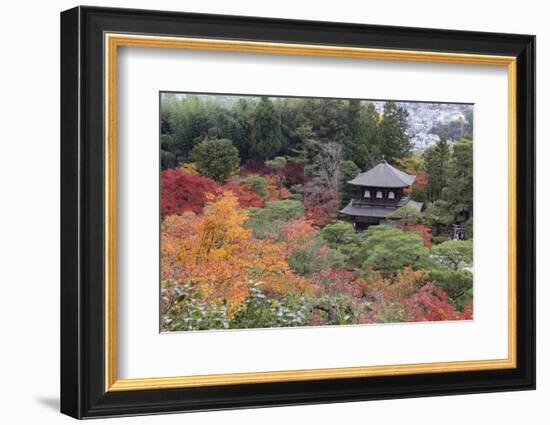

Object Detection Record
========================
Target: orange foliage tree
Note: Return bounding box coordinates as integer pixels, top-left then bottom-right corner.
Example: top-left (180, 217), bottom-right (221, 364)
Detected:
top-left (279, 217), bottom-right (318, 254)
top-left (161, 192), bottom-right (314, 315)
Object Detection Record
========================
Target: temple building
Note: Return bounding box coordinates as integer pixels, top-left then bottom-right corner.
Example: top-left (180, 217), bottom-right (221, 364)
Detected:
top-left (340, 160), bottom-right (423, 230)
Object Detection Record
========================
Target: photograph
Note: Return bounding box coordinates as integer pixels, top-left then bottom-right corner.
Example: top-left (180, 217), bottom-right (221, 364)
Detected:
top-left (159, 93), bottom-right (474, 332)
top-left (57, 5), bottom-right (536, 419)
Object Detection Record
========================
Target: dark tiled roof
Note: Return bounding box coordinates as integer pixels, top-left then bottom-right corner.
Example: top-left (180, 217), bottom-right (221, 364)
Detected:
top-left (339, 203), bottom-right (396, 218)
top-left (348, 160), bottom-right (416, 188)
top-left (339, 197), bottom-right (424, 218)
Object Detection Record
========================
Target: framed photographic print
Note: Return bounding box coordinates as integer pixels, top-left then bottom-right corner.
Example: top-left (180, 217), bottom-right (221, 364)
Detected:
top-left (60, 6), bottom-right (535, 419)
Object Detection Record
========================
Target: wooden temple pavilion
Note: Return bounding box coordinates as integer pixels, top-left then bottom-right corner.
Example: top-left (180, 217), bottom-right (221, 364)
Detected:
top-left (340, 159), bottom-right (423, 230)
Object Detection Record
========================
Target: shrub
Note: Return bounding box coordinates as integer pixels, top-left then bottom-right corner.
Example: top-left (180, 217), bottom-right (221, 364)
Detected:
top-left (309, 293), bottom-right (359, 325)
top-left (243, 175), bottom-right (268, 197)
top-left (325, 249), bottom-right (349, 270)
top-left (231, 284), bottom-right (310, 329)
top-left (245, 200), bottom-right (304, 239)
top-left (288, 239), bottom-right (329, 277)
top-left (431, 240), bottom-right (473, 270)
top-left (360, 226), bottom-right (431, 274)
top-left (320, 221), bottom-right (358, 247)
top-left (191, 138), bottom-right (240, 182)
top-left (161, 281), bottom-right (231, 331)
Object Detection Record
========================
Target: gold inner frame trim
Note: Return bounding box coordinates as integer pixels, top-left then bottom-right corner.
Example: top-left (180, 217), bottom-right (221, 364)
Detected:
top-left (104, 33), bottom-right (518, 392)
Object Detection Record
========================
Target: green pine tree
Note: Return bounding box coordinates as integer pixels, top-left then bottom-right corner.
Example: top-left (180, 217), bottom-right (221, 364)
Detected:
top-left (251, 97), bottom-right (282, 159)
top-left (379, 101), bottom-right (412, 161)
top-left (423, 138), bottom-right (452, 201)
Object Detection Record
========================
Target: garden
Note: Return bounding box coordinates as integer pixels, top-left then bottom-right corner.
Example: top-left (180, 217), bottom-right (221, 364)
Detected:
top-left (159, 94), bottom-right (474, 331)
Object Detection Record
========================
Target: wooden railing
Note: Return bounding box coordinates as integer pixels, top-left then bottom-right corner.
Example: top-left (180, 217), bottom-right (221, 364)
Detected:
top-left (350, 197), bottom-right (408, 208)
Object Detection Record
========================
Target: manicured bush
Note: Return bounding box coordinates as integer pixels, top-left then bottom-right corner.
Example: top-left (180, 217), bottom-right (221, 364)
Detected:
top-left (360, 226), bottom-right (431, 274)
top-left (431, 240), bottom-right (473, 270)
top-left (245, 200), bottom-right (304, 239)
top-left (191, 138), bottom-right (240, 182)
top-left (243, 175), bottom-right (268, 197)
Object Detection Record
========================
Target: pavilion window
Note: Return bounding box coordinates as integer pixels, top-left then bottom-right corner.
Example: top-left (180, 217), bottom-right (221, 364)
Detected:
top-left (364, 190), bottom-right (371, 198)
top-left (376, 190), bottom-right (383, 199)
top-left (388, 191), bottom-right (395, 199)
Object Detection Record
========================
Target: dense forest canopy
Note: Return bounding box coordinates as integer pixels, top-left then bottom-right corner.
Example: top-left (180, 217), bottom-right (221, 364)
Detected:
top-left (159, 93), bottom-right (475, 331)
top-left (160, 94), bottom-right (417, 171)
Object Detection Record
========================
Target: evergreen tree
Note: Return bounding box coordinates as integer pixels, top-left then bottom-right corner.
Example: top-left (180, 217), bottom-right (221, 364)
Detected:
top-left (360, 102), bottom-right (382, 169)
top-left (448, 138), bottom-right (473, 212)
top-left (344, 101), bottom-right (381, 169)
top-left (379, 101), bottom-right (412, 161)
top-left (347, 99), bottom-right (363, 152)
top-left (311, 99), bottom-right (349, 143)
top-left (276, 98), bottom-right (303, 156)
top-left (251, 97), bottom-right (282, 159)
top-left (227, 98), bottom-right (254, 162)
top-left (424, 138), bottom-right (451, 201)
top-left (170, 96), bottom-right (211, 163)
top-left (160, 134), bottom-right (177, 170)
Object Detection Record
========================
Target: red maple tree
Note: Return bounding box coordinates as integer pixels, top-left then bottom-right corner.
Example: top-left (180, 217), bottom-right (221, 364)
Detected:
top-left (161, 169), bottom-right (218, 218)
top-left (219, 179), bottom-right (263, 208)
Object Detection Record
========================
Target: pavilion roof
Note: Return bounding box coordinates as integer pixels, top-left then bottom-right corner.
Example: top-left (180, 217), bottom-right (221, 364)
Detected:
top-left (347, 160), bottom-right (416, 188)
top-left (339, 197), bottom-right (423, 218)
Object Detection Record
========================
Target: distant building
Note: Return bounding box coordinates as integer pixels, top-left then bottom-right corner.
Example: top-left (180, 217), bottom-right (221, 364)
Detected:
top-left (340, 160), bottom-right (423, 230)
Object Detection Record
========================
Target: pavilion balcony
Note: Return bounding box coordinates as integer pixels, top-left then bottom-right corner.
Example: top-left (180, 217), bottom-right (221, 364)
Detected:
top-left (350, 196), bottom-right (409, 209)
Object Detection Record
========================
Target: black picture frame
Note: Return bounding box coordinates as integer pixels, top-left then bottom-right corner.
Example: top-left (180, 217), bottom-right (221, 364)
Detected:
top-left (61, 5), bottom-right (535, 419)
